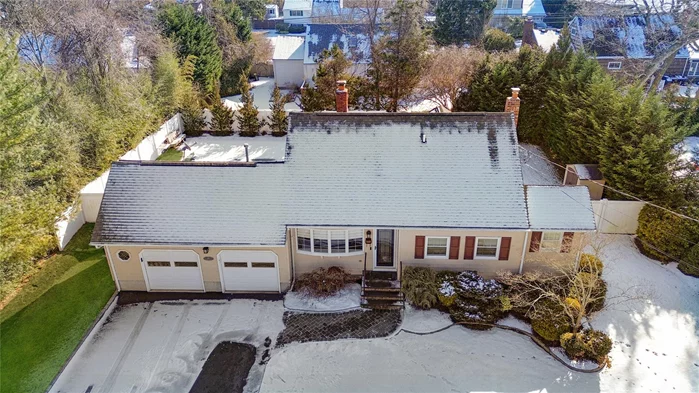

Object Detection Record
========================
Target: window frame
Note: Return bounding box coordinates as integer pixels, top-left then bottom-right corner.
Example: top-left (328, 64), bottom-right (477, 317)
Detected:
top-left (296, 228), bottom-right (364, 256)
top-left (689, 61), bottom-right (699, 77)
top-left (424, 236), bottom-right (450, 259)
top-left (540, 231), bottom-right (563, 252)
top-left (607, 61), bottom-right (622, 70)
top-left (475, 237), bottom-right (501, 259)
top-left (117, 250), bottom-right (131, 261)
top-left (289, 9), bottom-right (303, 16)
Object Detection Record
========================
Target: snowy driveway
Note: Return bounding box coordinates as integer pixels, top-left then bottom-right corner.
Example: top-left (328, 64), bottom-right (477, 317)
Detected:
top-left (50, 299), bottom-right (284, 393)
top-left (262, 236), bottom-right (699, 393)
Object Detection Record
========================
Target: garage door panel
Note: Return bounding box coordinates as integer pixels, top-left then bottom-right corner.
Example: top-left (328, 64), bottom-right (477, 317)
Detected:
top-left (219, 251), bottom-right (279, 292)
top-left (142, 250), bottom-right (204, 291)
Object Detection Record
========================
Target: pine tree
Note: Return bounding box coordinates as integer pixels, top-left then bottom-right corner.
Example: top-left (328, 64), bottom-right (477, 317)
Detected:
top-left (236, 74), bottom-right (264, 137)
top-left (433, 0), bottom-right (496, 46)
top-left (598, 88), bottom-right (690, 205)
top-left (210, 94), bottom-right (235, 136)
top-left (269, 85), bottom-right (289, 136)
top-left (300, 45), bottom-right (351, 111)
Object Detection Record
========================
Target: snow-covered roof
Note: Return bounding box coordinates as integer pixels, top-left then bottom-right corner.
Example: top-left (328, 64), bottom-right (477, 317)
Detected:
top-left (569, 15), bottom-right (687, 59)
top-left (526, 186), bottom-right (597, 231)
top-left (93, 113), bottom-right (534, 246)
top-left (273, 36), bottom-right (306, 60)
top-left (533, 29), bottom-right (561, 52)
top-left (494, 0), bottom-right (545, 17)
top-left (283, 0), bottom-right (313, 11)
top-left (305, 24), bottom-right (375, 64)
top-left (688, 40), bottom-right (699, 60)
top-left (573, 164), bottom-right (604, 180)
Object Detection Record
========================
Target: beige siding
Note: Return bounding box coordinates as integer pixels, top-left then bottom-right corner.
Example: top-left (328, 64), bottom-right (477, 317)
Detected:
top-left (291, 228), bottom-right (373, 275)
top-left (523, 231), bottom-right (584, 272)
top-left (397, 229), bottom-right (527, 279)
top-left (105, 243), bottom-right (291, 293)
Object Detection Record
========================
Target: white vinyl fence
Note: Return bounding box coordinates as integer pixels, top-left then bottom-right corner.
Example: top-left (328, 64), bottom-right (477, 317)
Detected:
top-left (55, 113), bottom-right (184, 250)
top-left (592, 199), bottom-right (646, 234)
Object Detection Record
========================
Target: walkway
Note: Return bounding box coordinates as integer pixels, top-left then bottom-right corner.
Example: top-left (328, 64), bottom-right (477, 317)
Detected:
top-left (276, 310), bottom-right (401, 346)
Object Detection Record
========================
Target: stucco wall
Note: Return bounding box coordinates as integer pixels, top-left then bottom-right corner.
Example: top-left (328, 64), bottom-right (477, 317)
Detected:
top-left (291, 228), bottom-right (373, 275)
top-left (105, 243), bottom-right (291, 293)
top-left (398, 229), bottom-right (528, 279)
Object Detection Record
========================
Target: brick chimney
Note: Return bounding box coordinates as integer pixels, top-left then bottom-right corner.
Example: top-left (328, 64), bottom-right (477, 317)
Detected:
top-left (522, 17), bottom-right (537, 47)
top-left (505, 87), bottom-right (521, 127)
top-left (336, 80), bottom-right (349, 113)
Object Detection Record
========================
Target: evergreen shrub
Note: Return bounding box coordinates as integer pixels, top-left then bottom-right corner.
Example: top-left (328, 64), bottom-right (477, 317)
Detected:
top-left (560, 329), bottom-right (612, 364)
top-left (401, 266), bottom-right (439, 309)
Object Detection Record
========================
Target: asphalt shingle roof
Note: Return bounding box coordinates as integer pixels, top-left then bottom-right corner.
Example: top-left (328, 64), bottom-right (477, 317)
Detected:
top-left (93, 113), bottom-right (594, 246)
top-left (526, 186), bottom-right (597, 231)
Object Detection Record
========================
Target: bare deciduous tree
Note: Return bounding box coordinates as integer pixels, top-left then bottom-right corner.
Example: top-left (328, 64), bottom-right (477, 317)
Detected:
top-left (417, 46), bottom-right (486, 110)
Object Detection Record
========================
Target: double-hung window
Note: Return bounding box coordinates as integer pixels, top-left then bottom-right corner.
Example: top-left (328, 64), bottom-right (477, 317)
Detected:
top-left (297, 228), bottom-right (364, 255)
top-left (475, 237), bottom-right (500, 258)
top-left (289, 10), bottom-right (303, 16)
top-left (425, 237), bottom-right (449, 258)
top-left (540, 232), bottom-right (563, 251)
top-left (607, 61), bottom-right (622, 70)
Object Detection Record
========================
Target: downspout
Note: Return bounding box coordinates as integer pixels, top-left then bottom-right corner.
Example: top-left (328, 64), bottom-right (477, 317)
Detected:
top-left (288, 228), bottom-right (296, 292)
top-left (518, 231), bottom-right (530, 274)
top-left (104, 245), bottom-right (121, 292)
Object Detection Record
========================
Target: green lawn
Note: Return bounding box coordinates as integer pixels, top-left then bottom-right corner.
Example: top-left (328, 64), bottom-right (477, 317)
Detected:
top-left (0, 224), bottom-right (115, 393)
top-left (156, 147), bottom-right (183, 161)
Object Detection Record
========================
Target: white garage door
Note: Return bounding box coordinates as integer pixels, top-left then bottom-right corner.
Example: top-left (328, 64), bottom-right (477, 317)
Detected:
top-left (218, 251), bottom-right (280, 292)
top-left (141, 250), bottom-right (204, 291)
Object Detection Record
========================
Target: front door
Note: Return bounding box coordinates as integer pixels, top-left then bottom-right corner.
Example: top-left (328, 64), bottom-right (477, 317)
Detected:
top-left (375, 229), bottom-right (395, 269)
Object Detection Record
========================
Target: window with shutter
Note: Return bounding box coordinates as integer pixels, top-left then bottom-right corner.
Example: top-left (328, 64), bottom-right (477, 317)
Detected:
top-left (464, 236), bottom-right (476, 259)
top-left (529, 232), bottom-right (542, 252)
top-left (561, 232), bottom-right (575, 253)
top-left (449, 236), bottom-right (460, 259)
top-left (426, 237), bottom-right (449, 258)
top-left (499, 237), bottom-right (512, 260)
top-left (415, 236), bottom-right (425, 259)
top-left (475, 238), bottom-right (500, 258)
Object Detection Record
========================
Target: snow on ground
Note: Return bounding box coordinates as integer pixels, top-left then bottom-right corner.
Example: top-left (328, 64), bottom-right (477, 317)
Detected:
top-left (498, 315), bottom-right (533, 334)
top-left (519, 143), bottom-right (562, 185)
top-left (681, 136), bottom-right (699, 164)
top-left (284, 283), bottom-right (361, 312)
top-left (401, 305), bottom-right (453, 332)
top-left (187, 134), bottom-right (287, 162)
top-left (222, 77), bottom-right (301, 112)
top-left (261, 235), bottom-right (699, 393)
top-left (51, 299), bottom-right (285, 393)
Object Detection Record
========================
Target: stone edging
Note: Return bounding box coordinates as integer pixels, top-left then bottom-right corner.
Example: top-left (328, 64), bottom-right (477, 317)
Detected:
top-left (397, 321), bottom-right (606, 374)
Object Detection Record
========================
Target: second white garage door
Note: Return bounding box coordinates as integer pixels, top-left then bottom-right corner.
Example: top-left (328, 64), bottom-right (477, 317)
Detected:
top-left (218, 251), bottom-right (280, 292)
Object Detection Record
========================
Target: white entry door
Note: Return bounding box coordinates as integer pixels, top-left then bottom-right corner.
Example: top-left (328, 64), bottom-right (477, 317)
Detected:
top-left (218, 251), bottom-right (280, 292)
top-left (141, 250), bottom-right (204, 291)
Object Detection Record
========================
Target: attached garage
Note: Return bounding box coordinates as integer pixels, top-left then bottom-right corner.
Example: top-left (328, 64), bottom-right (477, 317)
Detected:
top-left (141, 250), bottom-right (204, 291)
top-left (218, 250), bottom-right (280, 292)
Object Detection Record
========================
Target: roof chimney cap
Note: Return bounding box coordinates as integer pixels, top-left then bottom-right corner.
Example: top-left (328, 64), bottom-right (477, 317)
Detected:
top-left (336, 80), bottom-right (347, 91)
top-left (511, 87), bottom-right (521, 98)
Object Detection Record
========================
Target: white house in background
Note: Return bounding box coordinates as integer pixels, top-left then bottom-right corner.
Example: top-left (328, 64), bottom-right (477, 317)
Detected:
top-left (282, 0), bottom-right (313, 23)
top-left (265, 4), bottom-right (280, 19)
top-left (303, 24), bottom-right (374, 83)
top-left (121, 29), bottom-right (149, 70)
top-left (273, 35), bottom-right (306, 87)
top-left (491, 0), bottom-right (546, 27)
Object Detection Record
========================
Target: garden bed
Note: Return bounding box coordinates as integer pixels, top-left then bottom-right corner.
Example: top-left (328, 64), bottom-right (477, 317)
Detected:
top-left (284, 283), bottom-right (361, 312)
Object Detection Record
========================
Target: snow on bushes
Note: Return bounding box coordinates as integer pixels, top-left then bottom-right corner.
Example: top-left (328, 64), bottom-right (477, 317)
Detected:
top-left (560, 329), bottom-right (613, 365)
top-left (446, 271), bottom-right (507, 329)
top-left (296, 266), bottom-right (351, 297)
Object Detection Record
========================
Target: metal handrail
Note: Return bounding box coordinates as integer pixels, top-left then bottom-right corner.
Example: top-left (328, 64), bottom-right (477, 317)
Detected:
top-left (399, 260), bottom-right (405, 309)
top-left (362, 251), bottom-right (367, 293)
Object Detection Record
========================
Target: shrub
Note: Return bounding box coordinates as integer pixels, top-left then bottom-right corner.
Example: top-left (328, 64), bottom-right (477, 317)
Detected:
top-left (210, 99), bottom-right (234, 136)
top-left (296, 267), bottom-right (350, 297)
top-left (275, 22), bottom-right (290, 33)
top-left (401, 266), bottom-right (439, 309)
top-left (679, 242), bottom-right (699, 277)
top-left (482, 29), bottom-right (515, 52)
top-left (568, 272), bottom-right (608, 313)
top-left (579, 254), bottom-right (603, 276)
top-left (560, 329), bottom-right (613, 364)
top-left (288, 24), bottom-right (306, 34)
top-left (636, 204), bottom-right (699, 263)
top-left (449, 271), bottom-right (506, 329)
top-left (530, 299), bottom-right (572, 344)
top-left (436, 270), bottom-right (458, 307)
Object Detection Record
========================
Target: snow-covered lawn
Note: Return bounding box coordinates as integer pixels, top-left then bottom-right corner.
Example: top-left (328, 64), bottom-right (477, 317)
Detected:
top-left (284, 283), bottom-right (362, 312)
top-left (262, 235), bottom-right (699, 393)
top-left (187, 134), bottom-right (287, 162)
top-left (50, 300), bottom-right (284, 393)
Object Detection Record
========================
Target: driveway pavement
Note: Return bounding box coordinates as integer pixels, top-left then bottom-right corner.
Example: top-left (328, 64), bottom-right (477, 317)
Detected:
top-left (50, 299), bottom-right (284, 393)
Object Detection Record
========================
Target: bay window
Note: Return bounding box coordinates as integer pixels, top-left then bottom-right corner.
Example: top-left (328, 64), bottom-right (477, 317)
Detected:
top-left (297, 228), bottom-right (364, 255)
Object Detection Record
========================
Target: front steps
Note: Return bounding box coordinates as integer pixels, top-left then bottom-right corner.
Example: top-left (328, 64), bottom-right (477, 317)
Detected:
top-left (361, 271), bottom-right (404, 310)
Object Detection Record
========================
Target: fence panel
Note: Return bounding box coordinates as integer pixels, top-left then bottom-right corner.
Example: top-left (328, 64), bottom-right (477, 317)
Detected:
top-left (592, 199), bottom-right (646, 234)
top-left (56, 206), bottom-right (86, 251)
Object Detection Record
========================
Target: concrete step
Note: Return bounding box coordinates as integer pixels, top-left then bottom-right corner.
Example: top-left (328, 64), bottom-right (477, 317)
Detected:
top-left (362, 295), bottom-right (403, 302)
top-left (361, 303), bottom-right (403, 311)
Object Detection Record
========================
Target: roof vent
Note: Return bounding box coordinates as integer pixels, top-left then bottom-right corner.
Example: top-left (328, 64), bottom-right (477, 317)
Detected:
top-left (244, 143), bottom-right (250, 162)
top-left (420, 131), bottom-right (427, 144)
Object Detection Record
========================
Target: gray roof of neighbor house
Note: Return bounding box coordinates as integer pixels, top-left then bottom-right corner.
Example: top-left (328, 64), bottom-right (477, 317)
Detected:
top-left (526, 186), bottom-right (597, 230)
top-left (305, 24), bottom-right (374, 64)
top-left (569, 15), bottom-right (689, 58)
top-left (93, 113), bottom-right (537, 246)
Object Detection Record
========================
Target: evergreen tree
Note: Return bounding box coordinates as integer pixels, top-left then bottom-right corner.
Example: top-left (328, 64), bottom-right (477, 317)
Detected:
top-left (158, 4), bottom-right (223, 95)
top-left (236, 74), bottom-right (264, 136)
top-left (269, 85), bottom-right (289, 136)
top-left (482, 28), bottom-right (516, 52)
top-left (370, 0), bottom-right (428, 112)
top-left (598, 89), bottom-right (690, 205)
top-left (300, 45), bottom-right (352, 111)
top-left (433, 0), bottom-right (496, 46)
top-left (210, 95), bottom-right (235, 136)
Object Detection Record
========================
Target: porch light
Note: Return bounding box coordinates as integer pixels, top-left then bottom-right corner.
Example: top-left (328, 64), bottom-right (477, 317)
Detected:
top-left (203, 247), bottom-right (210, 254)
top-left (365, 230), bottom-right (372, 245)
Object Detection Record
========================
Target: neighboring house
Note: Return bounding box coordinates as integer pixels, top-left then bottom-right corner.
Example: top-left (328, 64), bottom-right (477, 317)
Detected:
top-left (273, 35), bottom-right (306, 87)
top-left (265, 4), bottom-right (280, 19)
top-left (491, 0), bottom-right (546, 28)
top-left (91, 88), bottom-right (596, 296)
top-left (311, 0), bottom-right (392, 23)
top-left (121, 30), bottom-right (150, 71)
top-left (522, 17), bottom-right (560, 52)
top-left (686, 41), bottom-right (699, 81)
top-left (282, 0), bottom-right (313, 23)
top-left (569, 15), bottom-right (691, 77)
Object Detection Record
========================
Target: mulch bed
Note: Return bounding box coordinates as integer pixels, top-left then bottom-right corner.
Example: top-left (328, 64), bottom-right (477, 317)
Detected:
top-left (117, 291), bottom-right (283, 305)
top-left (189, 341), bottom-right (256, 393)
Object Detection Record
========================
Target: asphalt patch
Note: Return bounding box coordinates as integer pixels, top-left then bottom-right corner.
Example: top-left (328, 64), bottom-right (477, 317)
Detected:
top-left (189, 341), bottom-right (256, 393)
